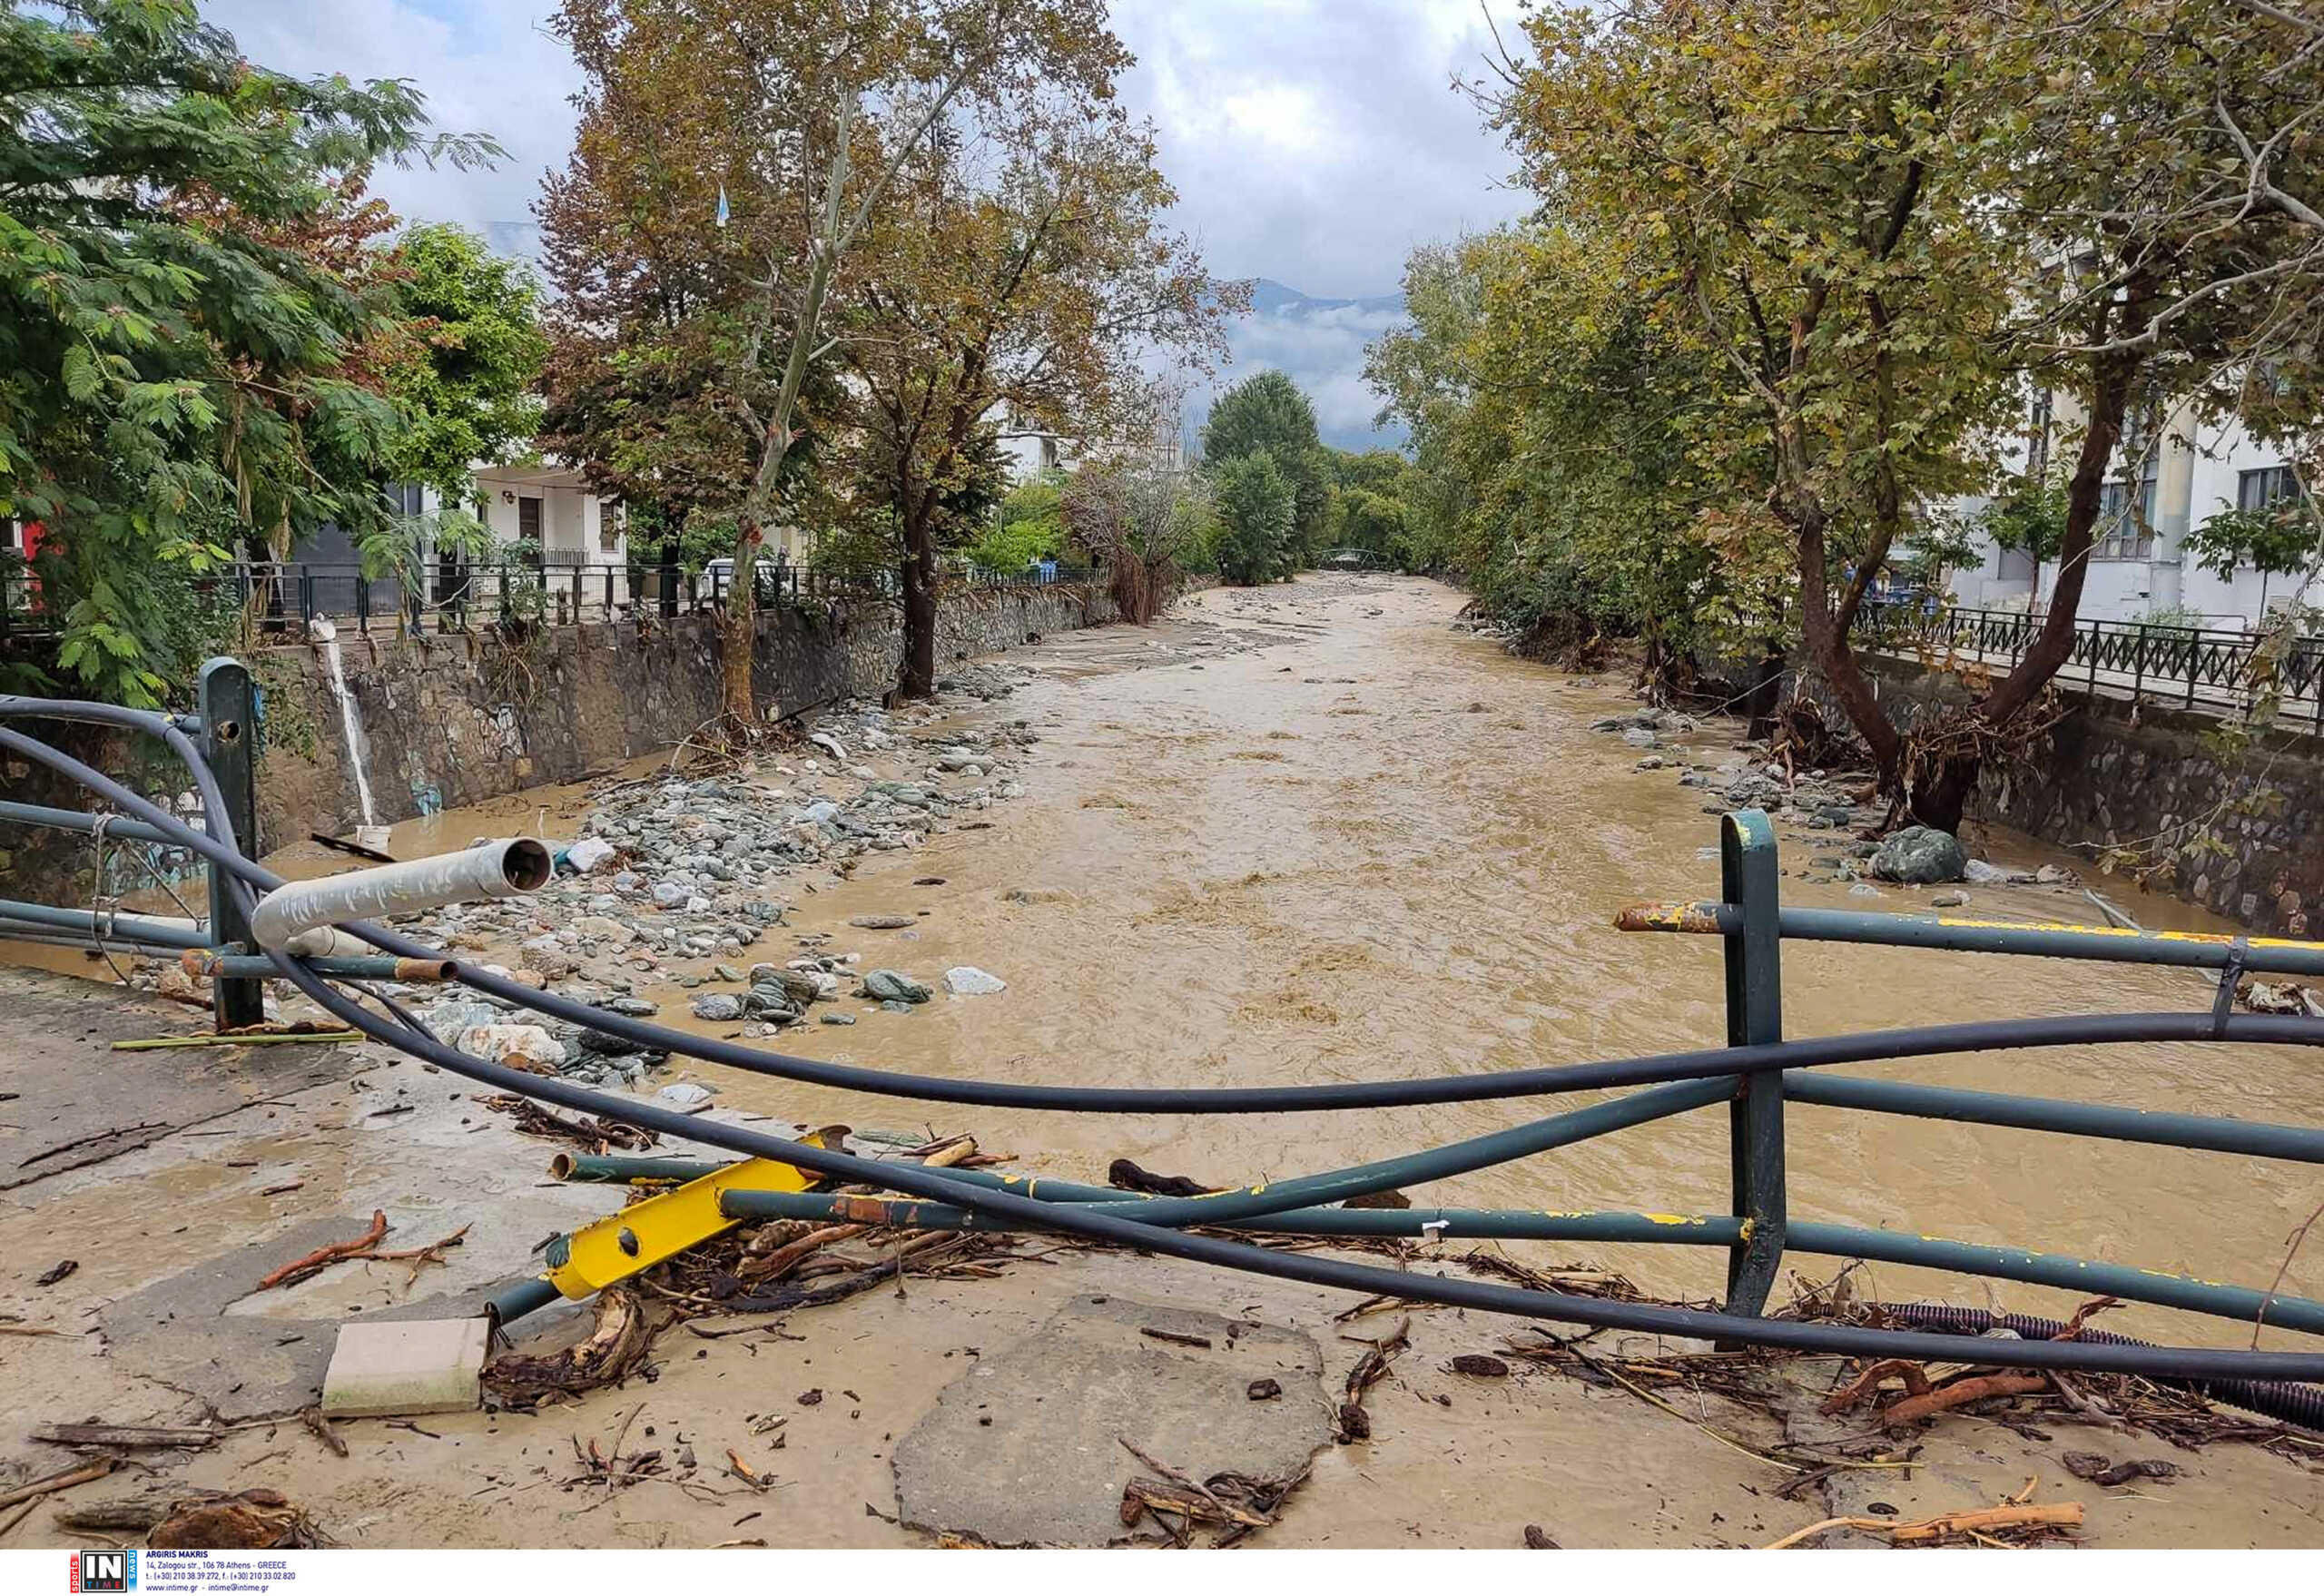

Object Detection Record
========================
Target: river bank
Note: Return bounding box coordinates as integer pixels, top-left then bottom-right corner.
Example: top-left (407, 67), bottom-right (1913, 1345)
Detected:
top-left (4, 573), bottom-right (2320, 1547)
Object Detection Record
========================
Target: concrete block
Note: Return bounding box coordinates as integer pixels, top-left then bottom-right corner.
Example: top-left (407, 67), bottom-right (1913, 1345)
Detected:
top-left (320, 1317), bottom-right (490, 1418)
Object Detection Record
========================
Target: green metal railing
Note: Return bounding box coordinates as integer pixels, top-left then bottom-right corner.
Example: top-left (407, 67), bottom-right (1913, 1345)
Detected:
top-left (8, 675), bottom-right (2324, 1399)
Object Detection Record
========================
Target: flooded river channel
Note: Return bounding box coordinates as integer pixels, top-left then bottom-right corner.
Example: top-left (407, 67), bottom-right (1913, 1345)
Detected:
top-left (26, 575), bottom-right (2324, 1339)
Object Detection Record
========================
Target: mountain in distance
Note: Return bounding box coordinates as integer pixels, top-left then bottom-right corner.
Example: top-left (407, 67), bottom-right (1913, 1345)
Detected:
top-left (1184, 277), bottom-right (1411, 456)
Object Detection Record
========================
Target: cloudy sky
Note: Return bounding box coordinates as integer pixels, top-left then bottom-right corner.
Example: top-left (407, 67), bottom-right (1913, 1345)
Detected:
top-left (205, 0), bottom-right (1531, 443)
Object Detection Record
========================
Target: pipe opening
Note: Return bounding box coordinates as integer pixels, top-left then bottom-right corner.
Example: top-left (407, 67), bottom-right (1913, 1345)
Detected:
top-left (501, 838), bottom-right (553, 892)
top-left (548, 1153), bottom-right (576, 1181)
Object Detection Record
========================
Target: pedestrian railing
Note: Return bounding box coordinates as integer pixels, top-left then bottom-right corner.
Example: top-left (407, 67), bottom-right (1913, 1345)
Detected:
top-left (1856, 599), bottom-right (2324, 728)
top-left (0, 559), bottom-right (1112, 643)
top-left (5, 691), bottom-right (2324, 1401)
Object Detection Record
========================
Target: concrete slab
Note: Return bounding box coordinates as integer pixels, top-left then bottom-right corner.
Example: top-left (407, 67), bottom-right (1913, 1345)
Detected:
top-left (320, 1317), bottom-right (490, 1417)
top-left (891, 1292), bottom-right (1331, 1547)
top-left (95, 1213), bottom-right (517, 1422)
top-left (1, 968), bottom-right (364, 1189)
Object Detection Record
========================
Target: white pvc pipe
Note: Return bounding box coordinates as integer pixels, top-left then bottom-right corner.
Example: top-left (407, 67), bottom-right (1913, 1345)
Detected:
top-left (249, 838), bottom-right (553, 951)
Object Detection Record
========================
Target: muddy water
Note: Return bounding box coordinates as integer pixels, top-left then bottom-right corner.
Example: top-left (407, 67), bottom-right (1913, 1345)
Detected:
top-left (655, 572), bottom-right (2312, 1339)
top-left (25, 574), bottom-right (2319, 1341)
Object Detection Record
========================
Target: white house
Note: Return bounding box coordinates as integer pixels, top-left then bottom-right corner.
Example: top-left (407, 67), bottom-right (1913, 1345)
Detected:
top-left (1948, 386), bottom-right (2312, 631)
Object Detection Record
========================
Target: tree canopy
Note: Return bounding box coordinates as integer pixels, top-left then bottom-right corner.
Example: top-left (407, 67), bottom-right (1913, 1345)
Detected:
top-left (0, 0), bottom-right (494, 703)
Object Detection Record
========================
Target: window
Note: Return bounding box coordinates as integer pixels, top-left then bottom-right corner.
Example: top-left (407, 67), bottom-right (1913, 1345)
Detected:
top-left (2025, 388), bottom-right (2053, 478)
top-left (2096, 409), bottom-right (2162, 559)
top-left (517, 496), bottom-right (544, 542)
top-left (384, 482), bottom-right (425, 517)
top-left (2238, 464), bottom-right (2300, 512)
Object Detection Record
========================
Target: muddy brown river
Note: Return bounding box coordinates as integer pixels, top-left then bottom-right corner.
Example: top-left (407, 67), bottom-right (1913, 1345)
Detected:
top-left (338, 575), bottom-right (2323, 1338)
top-left (15, 575), bottom-right (2319, 1336)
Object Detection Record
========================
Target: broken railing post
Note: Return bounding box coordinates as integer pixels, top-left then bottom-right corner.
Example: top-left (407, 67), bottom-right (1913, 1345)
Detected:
top-left (1720, 807), bottom-right (1787, 1317)
top-left (198, 657), bottom-right (266, 1030)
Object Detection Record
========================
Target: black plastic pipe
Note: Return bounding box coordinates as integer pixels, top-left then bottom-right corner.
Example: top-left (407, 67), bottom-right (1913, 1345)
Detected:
top-left (17, 708), bottom-right (2324, 1384)
top-left (10, 713), bottom-right (2324, 1120)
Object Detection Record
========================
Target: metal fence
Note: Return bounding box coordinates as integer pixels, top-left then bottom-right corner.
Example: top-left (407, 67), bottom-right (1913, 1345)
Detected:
top-left (6, 695), bottom-right (2324, 1398)
top-left (0, 557), bottom-right (1111, 642)
top-left (1857, 599), bottom-right (2324, 727)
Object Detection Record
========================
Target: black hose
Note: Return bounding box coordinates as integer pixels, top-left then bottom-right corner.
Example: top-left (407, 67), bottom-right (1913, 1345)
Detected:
top-left (1876, 1302), bottom-right (2324, 1431)
top-left (15, 704), bottom-right (2324, 1383)
top-left (6, 712), bottom-right (2324, 1117)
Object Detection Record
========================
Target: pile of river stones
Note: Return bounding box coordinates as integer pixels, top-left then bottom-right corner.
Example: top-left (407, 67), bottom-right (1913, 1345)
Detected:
top-left (1588, 707), bottom-right (2078, 898)
top-left (393, 683), bottom-right (1033, 1092)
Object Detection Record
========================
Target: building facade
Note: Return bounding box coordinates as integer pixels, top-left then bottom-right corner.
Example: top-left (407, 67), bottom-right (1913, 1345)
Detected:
top-left (1949, 389), bottom-right (2312, 631)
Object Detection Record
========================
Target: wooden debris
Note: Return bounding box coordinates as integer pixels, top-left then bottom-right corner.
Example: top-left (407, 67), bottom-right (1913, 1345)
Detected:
top-left (31, 1423), bottom-right (217, 1451)
top-left (2062, 1451), bottom-right (2179, 1486)
top-left (1334, 1316), bottom-right (1410, 1443)
top-left (1107, 1158), bottom-right (1219, 1197)
top-left (256, 1211), bottom-right (389, 1290)
top-left (310, 830), bottom-right (397, 864)
top-left (1140, 1326), bottom-right (1214, 1350)
top-left (1880, 1373), bottom-right (2049, 1427)
top-left (300, 1407), bottom-right (349, 1459)
top-left (1448, 1354), bottom-right (1510, 1378)
top-left (479, 1094), bottom-right (656, 1153)
top-left (1765, 1496), bottom-right (2083, 1550)
top-left (0, 1458), bottom-right (114, 1511)
top-left (51, 1495), bottom-right (172, 1533)
top-left (483, 1286), bottom-right (651, 1409)
top-left (1522, 1524), bottom-right (1560, 1549)
top-left (149, 1488), bottom-right (325, 1550)
top-left (113, 1030), bottom-right (359, 1051)
top-left (34, 1259), bottom-right (77, 1287)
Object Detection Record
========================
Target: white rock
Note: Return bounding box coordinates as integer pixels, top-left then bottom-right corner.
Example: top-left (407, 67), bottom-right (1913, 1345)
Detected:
top-left (566, 836), bottom-right (618, 873)
top-left (943, 966), bottom-right (1008, 995)
top-left (655, 1081), bottom-right (716, 1113)
top-left (456, 1022), bottom-right (564, 1072)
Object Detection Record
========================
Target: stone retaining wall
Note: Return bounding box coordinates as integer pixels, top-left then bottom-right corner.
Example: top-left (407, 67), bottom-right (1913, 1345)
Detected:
top-left (1, 582), bottom-right (1118, 899)
top-left (1836, 659), bottom-right (2324, 935)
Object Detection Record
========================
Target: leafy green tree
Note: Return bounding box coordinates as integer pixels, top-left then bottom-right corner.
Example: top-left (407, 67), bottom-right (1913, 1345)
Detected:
top-left (1213, 452), bottom-right (1294, 585)
top-left (2185, 494), bottom-right (2322, 616)
top-left (0, 0), bottom-right (491, 704)
top-left (967, 472), bottom-right (1066, 573)
top-left (1201, 370), bottom-right (1326, 557)
top-left (387, 224), bottom-right (547, 504)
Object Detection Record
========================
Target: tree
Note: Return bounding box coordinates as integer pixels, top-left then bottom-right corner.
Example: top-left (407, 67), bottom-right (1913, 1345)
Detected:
top-left (387, 225), bottom-right (547, 505)
top-left (1201, 370), bottom-right (1327, 559)
top-left (832, 92), bottom-right (1233, 698)
top-left (1495, 0), bottom-right (2324, 831)
top-left (545, 0), bottom-right (1152, 731)
top-left (1213, 452), bottom-right (1294, 585)
top-left (0, 0), bottom-right (492, 704)
top-left (1061, 457), bottom-right (1214, 622)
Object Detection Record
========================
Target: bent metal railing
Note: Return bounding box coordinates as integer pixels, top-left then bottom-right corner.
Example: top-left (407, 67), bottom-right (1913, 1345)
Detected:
top-left (5, 684), bottom-right (2324, 1404)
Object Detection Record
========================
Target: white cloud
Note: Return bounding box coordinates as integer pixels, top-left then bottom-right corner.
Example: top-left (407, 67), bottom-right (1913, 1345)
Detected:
top-left (198, 0), bottom-right (1531, 446)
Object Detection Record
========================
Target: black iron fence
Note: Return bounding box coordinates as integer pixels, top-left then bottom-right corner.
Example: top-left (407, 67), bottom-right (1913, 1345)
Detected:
top-left (1, 557), bottom-right (1109, 642)
top-left (1856, 599), bottom-right (2324, 727)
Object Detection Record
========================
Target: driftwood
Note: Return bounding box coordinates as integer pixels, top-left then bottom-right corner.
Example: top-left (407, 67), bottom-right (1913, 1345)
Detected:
top-left (31, 1423), bottom-right (216, 1451)
top-left (1766, 1499), bottom-right (2083, 1550)
top-left (256, 1210), bottom-right (388, 1290)
top-left (148, 1488), bottom-right (325, 1550)
top-left (1334, 1316), bottom-right (1411, 1442)
top-left (0, 1458), bottom-right (113, 1511)
top-left (483, 1286), bottom-right (651, 1409)
top-left (480, 1094), bottom-right (657, 1153)
top-left (1107, 1158), bottom-right (1219, 1198)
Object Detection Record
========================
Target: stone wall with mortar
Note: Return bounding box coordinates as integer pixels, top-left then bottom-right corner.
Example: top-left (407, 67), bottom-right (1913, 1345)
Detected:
top-left (1, 582), bottom-right (1117, 901)
top-left (1829, 659), bottom-right (2324, 935)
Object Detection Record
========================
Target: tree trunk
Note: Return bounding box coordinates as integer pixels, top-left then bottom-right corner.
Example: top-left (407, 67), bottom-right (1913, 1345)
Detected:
top-left (1902, 278), bottom-right (2150, 830)
top-left (1795, 505), bottom-right (1906, 791)
top-left (897, 515), bottom-right (939, 700)
top-left (719, 525), bottom-right (762, 726)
